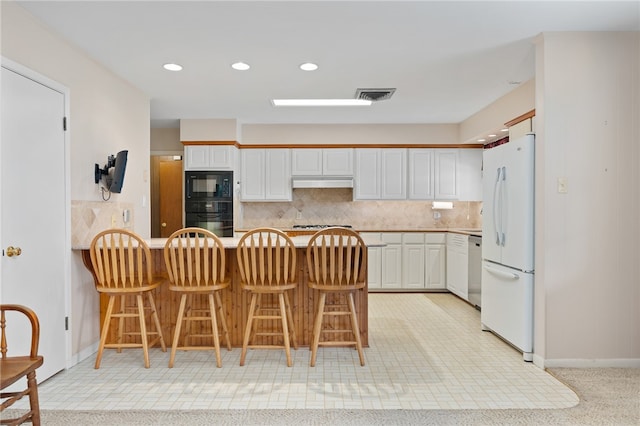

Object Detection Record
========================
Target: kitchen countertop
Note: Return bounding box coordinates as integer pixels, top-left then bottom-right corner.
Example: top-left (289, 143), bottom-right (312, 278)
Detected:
top-left (238, 227), bottom-right (482, 237)
top-left (72, 233), bottom-right (387, 250)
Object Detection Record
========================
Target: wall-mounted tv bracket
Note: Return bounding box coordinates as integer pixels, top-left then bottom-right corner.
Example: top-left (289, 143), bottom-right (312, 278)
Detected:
top-left (94, 154), bottom-right (116, 184)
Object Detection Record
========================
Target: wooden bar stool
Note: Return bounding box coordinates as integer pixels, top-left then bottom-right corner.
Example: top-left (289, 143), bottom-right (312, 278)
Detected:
top-left (163, 228), bottom-right (231, 368)
top-left (0, 304), bottom-right (44, 426)
top-left (306, 227), bottom-right (367, 366)
top-left (236, 228), bottom-right (298, 367)
top-left (89, 229), bottom-right (167, 368)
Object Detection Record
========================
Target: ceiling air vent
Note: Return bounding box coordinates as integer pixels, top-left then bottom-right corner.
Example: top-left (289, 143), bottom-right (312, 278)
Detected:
top-left (355, 88), bottom-right (396, 102)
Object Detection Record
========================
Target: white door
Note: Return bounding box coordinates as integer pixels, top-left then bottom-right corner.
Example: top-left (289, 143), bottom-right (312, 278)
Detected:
top-left (1, 64), bottom-right (68, 382)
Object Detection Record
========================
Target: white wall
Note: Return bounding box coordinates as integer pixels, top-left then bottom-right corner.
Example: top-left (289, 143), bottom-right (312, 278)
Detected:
top-left (1, 2), bottom-right (151, 358)
top-left (460, 79), bottom-right (535, 143)
top-left (241, 123), bottom-right (459, 145)
top-left (535, 32), bottom-right (640, 366)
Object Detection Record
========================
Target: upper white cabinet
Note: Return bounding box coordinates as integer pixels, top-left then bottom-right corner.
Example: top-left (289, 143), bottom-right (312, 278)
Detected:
top-left (408, 148), bottom-right (482, 201)
top-left (354, 148), bottom-right (406, 200)
top-left (457, 149), bottom-right (483, 201)
top-left (408, 149), bottom-right (434, 199)
top-left (434, 149), bottom-right (459, 199)
top-left (240, 149), bottom-right (291, 201)
top-left (184, 145), bottom-right (235, 170)
top-left (291, 148), bottom-right (353, 176)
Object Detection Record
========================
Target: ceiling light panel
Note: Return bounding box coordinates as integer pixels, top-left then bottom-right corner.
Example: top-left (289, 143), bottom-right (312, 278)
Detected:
top-left (163, 63), bottom-right (183, 71)
top-left (231, 62), bottom-right (250, 71)
top-left (272, 99), bottom-right (372, 106)
top-left (299, 62), bottom-right (318, 71)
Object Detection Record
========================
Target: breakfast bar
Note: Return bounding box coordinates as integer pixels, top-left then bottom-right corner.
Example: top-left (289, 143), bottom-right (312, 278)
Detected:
top-left (80, 234), bottom-right (385, 348)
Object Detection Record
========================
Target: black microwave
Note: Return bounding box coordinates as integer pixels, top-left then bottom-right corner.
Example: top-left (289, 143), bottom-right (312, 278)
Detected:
top-left (185, 171), bottom-right (233, 200)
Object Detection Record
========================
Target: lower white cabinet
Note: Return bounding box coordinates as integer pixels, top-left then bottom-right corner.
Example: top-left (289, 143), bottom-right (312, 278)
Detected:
top-left (402, 233), bottom-right (426, 289)
top-left (362, 232), bottom-right (401, 289)
top-left (365, 232), bottom-right (446, 291)
top-left (381, 233), bottom-right (403, 289)
top-left (425, 233), bottom-right (446, 289)
top-left (446, 233), bottom-right (469, 299)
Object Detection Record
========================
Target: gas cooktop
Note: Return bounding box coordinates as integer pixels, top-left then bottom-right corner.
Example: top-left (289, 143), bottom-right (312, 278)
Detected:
top-left (292, 225), bottom-right (353, 229)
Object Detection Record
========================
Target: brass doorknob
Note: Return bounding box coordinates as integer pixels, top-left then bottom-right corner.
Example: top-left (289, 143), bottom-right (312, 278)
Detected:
top-left (161, 222), bottom-right (167, 228)
top-left (6, 246), bottom-right (22, 257)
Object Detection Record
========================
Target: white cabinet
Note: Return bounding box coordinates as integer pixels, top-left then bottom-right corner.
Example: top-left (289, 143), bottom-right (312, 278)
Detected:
top-left (354, 148), bottom-right (406, 200)
top-left (291, 148), bottom-right (353, 176)
top-left (381, 233), bottom-right (403, 289)
top-left (184, 145), bottom-right (235, 170)
top-left (408, 149), bottom-right (434, 199)
top-left (457, 149), bottom-right (483, 201)
top-left (401, 232), bottom-right (446, 290)
top-left (240, 149), bottom-right (291, 201)
top-left (402, 233), bottom-right (425, 289)
top-left (369, 232), bottom-right (446, 292)
top-left (434, 149), bottom-right (458, 199)
top-left (425, 233), bottom-right (446, 289)
top-left (362, 232), bottom-right (382, 290)
top-left (408, 149), bottom-right (477, 200)
top-left (446, 233), bottom-right (469, 300)
top-left (323, 149), bottom-right (354, 176)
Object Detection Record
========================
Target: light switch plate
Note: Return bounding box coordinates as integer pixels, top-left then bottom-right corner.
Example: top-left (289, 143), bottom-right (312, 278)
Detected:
top-left (557, 177), bottom-right (568, 193)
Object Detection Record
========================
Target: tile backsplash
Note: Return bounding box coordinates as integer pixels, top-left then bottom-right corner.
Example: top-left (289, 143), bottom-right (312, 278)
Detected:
top-left (71, 200), bottom-right (134, 247)
top-left (240, 188), bottom-right (482, 230)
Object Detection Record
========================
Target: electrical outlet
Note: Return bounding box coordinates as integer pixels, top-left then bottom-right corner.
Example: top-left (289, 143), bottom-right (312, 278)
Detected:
top-left (296, 210), bottom-right (303, 220)
top-left (111, 214), bottom-right (117, 227)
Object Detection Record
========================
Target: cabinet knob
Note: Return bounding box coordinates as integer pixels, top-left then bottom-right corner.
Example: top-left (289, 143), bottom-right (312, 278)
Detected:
top-left (161, 222), bottom-right (167, 228)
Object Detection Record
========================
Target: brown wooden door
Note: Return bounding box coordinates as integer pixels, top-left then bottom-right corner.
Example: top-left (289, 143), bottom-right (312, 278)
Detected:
top-left (159, 159), bottom-right (183, 237)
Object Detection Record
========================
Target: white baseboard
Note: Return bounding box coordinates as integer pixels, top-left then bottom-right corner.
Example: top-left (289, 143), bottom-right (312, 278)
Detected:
top-left (537, 357), bottom-right (640, 368)
top-left (67, 341), bottom-right (99, 368)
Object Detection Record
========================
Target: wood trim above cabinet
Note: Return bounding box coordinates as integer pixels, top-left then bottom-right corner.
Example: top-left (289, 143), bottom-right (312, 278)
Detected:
top-left (182, 140), bottom-right (240, 147)
top-left (504, 109), bottom-right (535, 128)
top-left (237, 143), bottom-right (484, 149)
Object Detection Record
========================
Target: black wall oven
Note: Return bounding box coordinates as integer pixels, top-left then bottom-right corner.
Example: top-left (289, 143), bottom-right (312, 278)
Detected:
top-left (185, 171), bottom-right (233, 237)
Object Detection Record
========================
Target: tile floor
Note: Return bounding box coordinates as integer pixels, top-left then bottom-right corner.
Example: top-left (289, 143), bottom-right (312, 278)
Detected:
top-left (19, 293), bottom-right (578, 410)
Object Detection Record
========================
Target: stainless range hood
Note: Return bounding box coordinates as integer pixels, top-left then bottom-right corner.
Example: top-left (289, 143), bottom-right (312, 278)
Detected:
top-left (292, 177), bottom-right (354, 189)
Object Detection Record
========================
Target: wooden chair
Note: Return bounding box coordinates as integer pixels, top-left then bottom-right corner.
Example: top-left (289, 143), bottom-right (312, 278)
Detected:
top-left (0, 304), bottom-right (44, 426)
top-left (306, 227), bottom-right (367, 366)
top-left (89, 229), bottom-right (167, 369)
top-left (236, 228), bottom-right (298, 367)
top-left (163, 228), bottom-right (231, 368)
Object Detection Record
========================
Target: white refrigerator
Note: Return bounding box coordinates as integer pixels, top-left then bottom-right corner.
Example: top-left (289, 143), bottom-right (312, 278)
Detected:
top-left (481, 133), bottom-right (534, 361)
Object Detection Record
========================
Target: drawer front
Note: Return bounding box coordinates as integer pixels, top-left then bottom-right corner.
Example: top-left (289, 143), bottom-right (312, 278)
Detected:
top-left (381, 232), bottom-right (403, 244)
top-left (425, 233), bottom-right (446, 244)
top-left (402, 233), bottom-right (424, 244)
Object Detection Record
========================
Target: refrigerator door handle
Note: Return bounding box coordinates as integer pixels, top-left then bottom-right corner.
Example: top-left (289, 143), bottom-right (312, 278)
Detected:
top-left (493, 167), bottom-right (502, 245)
top-left (484, 264), bottom-right (519, 280)
top-left (500, 166), bottom-right (506, 247)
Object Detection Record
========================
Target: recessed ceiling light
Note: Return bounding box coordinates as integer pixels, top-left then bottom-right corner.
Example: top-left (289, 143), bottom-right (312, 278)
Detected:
top-left (272, 99), bottom-right (372, 106)
top-left (163, 63), bottom-right (183, 71)
top-left (231, 62), bottom-right (250, 71)
top-left (477, 139), bottom-right (486, 142)
top-left (501, 128), bottom-right (509, 132)
top-left (488, 134), bottom-right (497, 137)
top-left (299, 62), bottom-right (318, 71)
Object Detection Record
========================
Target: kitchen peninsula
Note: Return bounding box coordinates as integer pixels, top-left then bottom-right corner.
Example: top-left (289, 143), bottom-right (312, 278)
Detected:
top-left (78, 234), bottom-right (385, 348)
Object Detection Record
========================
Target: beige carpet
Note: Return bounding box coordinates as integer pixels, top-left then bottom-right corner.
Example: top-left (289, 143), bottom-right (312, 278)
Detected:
top-left (6, 367), bottom-right (638, 425)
